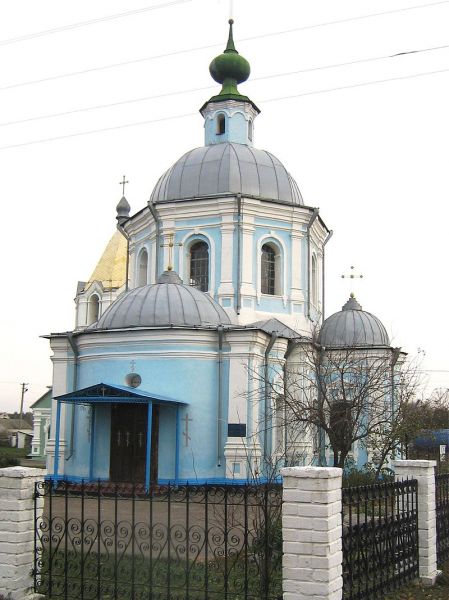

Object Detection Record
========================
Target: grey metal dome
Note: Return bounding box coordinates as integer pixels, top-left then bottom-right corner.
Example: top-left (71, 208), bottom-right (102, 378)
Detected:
top-left (150, 142), bottom-right (303, 204)
top-left (318, 295), bottom-right (390, 348)
top-left (91, 271), bottom-right (230, 330)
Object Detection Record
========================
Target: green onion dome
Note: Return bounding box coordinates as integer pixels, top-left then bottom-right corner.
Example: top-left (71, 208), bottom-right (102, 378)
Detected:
top-left (208, 20), bottom-right (251, 102)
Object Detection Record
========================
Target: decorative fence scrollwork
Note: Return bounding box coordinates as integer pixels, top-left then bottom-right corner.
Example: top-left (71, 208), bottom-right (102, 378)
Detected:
top-left (342, 479), bottom-right (419, 600)
top-left (436, 472), bottom-right (449, 565)
top-left (34, 480), bottom-right (283, 600)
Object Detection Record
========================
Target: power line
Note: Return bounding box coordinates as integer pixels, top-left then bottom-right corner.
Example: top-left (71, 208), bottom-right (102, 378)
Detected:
top-left (261, 66), bottom-right (449, 104)
top-left (0, 0), bottom-right (193, 47)
top-left (1, 65), bottom-right (448, 152)
top-left (2, 43), bottom-right (449, 129)
top-left (0, 112), bottom-right (197, 151)
top-left (1, 0), bottom-right (449, 92)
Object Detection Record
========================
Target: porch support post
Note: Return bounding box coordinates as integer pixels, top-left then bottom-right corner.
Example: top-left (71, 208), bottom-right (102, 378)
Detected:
top-left (89, 405), bottom-right (96, 480)
top-left (53, 399), bottom-right (62, 480)
top-left (145, 402), bottom-right (153, 492)
top-left (175, 405), bottom-right (180, 484)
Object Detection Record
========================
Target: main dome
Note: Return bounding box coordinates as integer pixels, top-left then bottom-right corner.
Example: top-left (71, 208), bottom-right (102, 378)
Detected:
top-left (150, 142), bottom-right (303, 204)
top-left (318, 295), bottom-right (390, 348)
top-left (90, 271), bottom-right (230, 330)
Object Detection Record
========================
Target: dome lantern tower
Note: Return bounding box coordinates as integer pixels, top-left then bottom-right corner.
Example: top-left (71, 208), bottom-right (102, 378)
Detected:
top-left (200, 20), bottom-right (260, 147)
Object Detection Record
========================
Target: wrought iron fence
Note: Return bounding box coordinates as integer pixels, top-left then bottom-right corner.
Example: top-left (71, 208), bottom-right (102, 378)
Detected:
top-left (436, 472), bottom-right (449, 565)
top-left (34, 480), bottom-right (282, 600)
top-left (342, 479), bottom-right (419, 600)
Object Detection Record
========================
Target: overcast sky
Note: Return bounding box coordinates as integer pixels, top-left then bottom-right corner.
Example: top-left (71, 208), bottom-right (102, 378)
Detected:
top-left (0, 0), bottom-right (448, 412)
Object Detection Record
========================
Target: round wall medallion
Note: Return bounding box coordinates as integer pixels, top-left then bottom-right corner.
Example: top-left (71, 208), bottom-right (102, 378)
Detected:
top-left (125, 373), bottom-right (142, 388)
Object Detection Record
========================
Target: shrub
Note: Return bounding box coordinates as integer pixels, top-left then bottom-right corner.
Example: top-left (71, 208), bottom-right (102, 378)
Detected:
top-left (0, 454), bottom-right (19, 468)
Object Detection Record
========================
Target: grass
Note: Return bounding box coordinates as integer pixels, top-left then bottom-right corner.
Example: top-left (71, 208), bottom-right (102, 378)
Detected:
top-left (383, 561), bottom-right (449, 600)
top-left (37, 549), bottom-right (282, 600)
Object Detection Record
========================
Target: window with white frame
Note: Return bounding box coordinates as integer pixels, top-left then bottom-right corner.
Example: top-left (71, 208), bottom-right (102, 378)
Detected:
top-left (216, 113), bottom-right (226, 135)
top-left (87, 294), bottom-right (100, 325)
top-left (311, 254), bottom-right (318, 306)
top-left (248, 119), bottom-right (253, 141)
top-left (189, 241), bottom-right (209, 292)
top-left (261, 242), bottom-right (281, 295)
top-left (138, 248), bottom-right (148, 287)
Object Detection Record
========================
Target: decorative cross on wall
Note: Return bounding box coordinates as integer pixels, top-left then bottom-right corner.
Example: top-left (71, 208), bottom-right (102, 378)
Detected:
top-left (182, 413), bottom-right (193, 447)
top-left (160, 233), bottom-right (183, 272)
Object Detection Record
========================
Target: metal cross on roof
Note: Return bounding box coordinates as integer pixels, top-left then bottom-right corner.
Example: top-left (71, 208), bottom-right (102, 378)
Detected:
top-left (341, 265), bottom-right (364, 298)
top-left (119, 175), bottom-right (129, 196)
top-left (341, 266), bottom-right (363, 280)
top-left (160, 232), bottom-right (183, 272)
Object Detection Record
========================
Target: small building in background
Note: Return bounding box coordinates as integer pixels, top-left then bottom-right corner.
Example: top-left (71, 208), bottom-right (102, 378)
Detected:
top-left (30, 387), bottom-right (52, 460)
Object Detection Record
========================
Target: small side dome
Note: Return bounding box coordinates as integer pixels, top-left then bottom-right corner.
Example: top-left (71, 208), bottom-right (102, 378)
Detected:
top-left (90, 271), bottom-right (230, 330)
top-left (318, 295), bottom-right (390, 348)
top-left (116, 195), bottom-right (130, 224)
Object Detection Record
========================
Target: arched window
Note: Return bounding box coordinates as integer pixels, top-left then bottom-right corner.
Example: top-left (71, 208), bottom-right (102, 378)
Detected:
top-left (311, 254), bottom-right (318, 306)
top-left (87, 294), bottom-right (100, 325)
top-left (190, 241), bottom-right (209, 291)
top-left (261, 243), bottom-right (277, 295)
top-left (248, 119), bottom-right (253, 141)
top-left (138, 248), bottom-right (148, 287)
top-left (216, 114), bottom-right (226, 135)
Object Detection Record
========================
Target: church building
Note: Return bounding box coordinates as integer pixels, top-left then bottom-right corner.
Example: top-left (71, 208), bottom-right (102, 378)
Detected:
top-left (45, 21), bottom-right (397, 487)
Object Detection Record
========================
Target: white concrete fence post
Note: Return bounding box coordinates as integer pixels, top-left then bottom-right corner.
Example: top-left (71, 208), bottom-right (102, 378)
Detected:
top-left (0, 466), bottom-right (46, 600)
top-left (393, 459), bottom-right (440, 586)
top-left (280, 466), bottom-right (343, 600)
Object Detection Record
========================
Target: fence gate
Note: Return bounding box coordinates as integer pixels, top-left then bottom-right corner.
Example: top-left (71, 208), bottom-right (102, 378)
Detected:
top-left (34, 480), bottom-right (283, 600)
top-left (342, 479), bottom-right (419, 600)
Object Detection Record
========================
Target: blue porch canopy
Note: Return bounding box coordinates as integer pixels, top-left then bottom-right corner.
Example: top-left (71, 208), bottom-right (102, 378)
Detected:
top-left (52, 383), bottom-right (186, 489)
top-left (54, 382), bottom-right (187, 405)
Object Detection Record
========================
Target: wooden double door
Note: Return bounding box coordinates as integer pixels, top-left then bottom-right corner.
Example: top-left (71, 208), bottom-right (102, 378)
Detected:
top-left (110, 403), bottom-right (159, 484)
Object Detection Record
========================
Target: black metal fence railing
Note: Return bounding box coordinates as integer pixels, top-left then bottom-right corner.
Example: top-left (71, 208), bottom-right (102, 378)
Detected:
top-left (436, 472), bottom-right (449, 565)
top-left (342, 479), bottom-right (419, 600)
top-left (34, 480), bottom-right (283, 600)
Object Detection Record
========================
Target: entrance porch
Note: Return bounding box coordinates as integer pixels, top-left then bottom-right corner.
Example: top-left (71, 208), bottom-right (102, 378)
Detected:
top-left (52, 383), bottom-right (186, 490)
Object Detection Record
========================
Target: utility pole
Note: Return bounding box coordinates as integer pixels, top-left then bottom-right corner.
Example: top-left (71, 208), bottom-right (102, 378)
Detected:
top-left (19, 383), bottom-right (28, 429)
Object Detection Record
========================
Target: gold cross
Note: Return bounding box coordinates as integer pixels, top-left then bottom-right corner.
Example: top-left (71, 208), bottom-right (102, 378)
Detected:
top-left (160, 233), bottom-right (182, 271)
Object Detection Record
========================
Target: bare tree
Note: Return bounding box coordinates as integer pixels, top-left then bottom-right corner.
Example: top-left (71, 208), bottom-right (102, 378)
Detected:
top-left (249, 336), bottom-right (424, 474)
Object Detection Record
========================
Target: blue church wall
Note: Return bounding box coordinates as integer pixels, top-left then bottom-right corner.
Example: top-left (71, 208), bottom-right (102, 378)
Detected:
top-left (60, 346), bottom-right (231, 483)
top-left (204, 111), bottom-right (249, 146)
top-left (258, 296), bottom-right (286, 312)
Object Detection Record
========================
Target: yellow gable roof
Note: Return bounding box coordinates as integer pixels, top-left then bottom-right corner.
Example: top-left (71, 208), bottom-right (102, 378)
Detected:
top-left (87, 230), bottom-right (127, 289)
